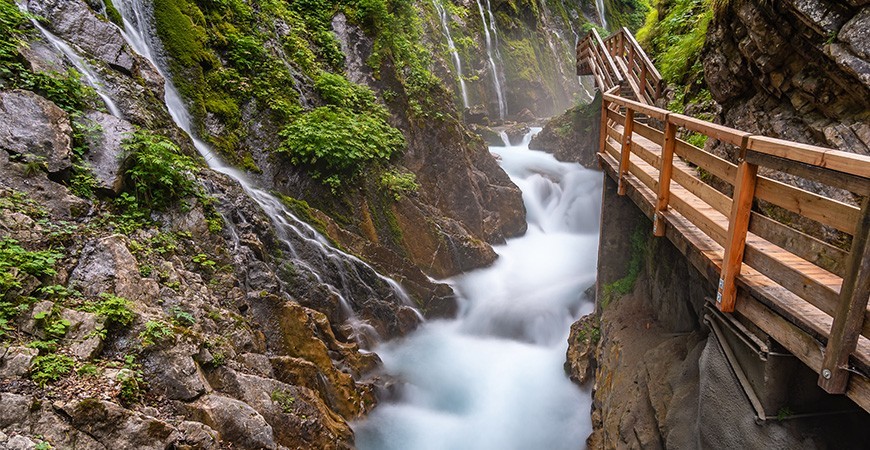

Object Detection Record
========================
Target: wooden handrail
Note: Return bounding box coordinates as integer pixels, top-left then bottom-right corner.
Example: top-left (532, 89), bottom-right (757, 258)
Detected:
top-left (597, 86), bottom-right (870, 407)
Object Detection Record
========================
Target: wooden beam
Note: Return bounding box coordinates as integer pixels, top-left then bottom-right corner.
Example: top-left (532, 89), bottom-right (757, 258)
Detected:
top-left (819, 197), bottom-right (870, 393)
top-left (745, 150), bottom-right (870, 196)
top-left (598, 95), bottom-right (611, 159)
top-left (748, 136), bottom-right (870, 179)
top-left (718, 160), bottom-right (759, 312)
top-left (654, 121), bottom-right (677, 236)
top-left (618, 108), bottom-right (636, 195)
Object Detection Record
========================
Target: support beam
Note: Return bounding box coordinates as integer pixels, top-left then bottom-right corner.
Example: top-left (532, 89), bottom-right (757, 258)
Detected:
top-left (819, 197), bottom-right (870, 393)
top-left (618, 108), bottom-right (635, 195)
top-left (717, 160), bottom-right (759, 312)
top-left (654, 120), bottom-right (676, 236)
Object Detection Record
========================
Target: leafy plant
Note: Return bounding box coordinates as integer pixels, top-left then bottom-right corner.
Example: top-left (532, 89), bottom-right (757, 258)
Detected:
top-left (77, 363), bottom-right (101, 377)
top-left (121, 130), bottom-right (198, 210)
top-left (81, 293), bottom-right (135, 328)
top-left (138, 320), bottom-right (174, 347)
top-left (31, 353), bottom-right (75, 386)
top-left (192, 253), bottom-right (216, 270)
top-left (277, 106), bottom-right (405, 190)
top-left (379, 170), bottom-right (418, 201)
top-left (169, 306), bottom-right (196, 327)
top-left (601, 228), bottom-right (647, 308)
top-left (271, 389), bottom-right (296, 413)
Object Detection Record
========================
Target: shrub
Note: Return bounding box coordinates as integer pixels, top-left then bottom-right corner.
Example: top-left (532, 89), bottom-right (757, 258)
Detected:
top-left (379, 170), bottom-right (418, 200)
top-left (31, 353), bottom-right (75, 386)
top-left (138, 320), bottom-right (174, 347)
top-left (81, 293), bottom-right (134, 328)
top-left (121, 130), bottom-right (199, 210)
top-left (277, 106), bottom-right (405, 190)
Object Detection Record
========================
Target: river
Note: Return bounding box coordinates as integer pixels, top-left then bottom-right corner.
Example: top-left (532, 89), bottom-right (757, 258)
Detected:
top-left (354, 129), bottom-right (601, 449)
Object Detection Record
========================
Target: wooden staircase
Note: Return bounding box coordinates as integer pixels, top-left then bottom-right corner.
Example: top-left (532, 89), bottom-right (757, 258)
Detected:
top-left (577, 28), bottom-right (870, 412)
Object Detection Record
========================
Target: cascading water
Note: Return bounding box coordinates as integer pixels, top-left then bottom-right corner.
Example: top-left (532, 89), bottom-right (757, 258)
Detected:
top-left (17, 2), bottom-right (122, 118)
top-left (111, 0), bottom-right (415, 343)
top-left (475, 0), bottom-right (507, 120)
top-left (432, 0), bottom-right (469, 109)
top-left (354, 129), bottom-right (600, 449)
top-left (596, 0), bottom-right (608, 30)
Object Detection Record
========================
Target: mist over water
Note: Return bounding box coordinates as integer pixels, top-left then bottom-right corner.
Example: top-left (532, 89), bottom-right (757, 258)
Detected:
top-left (354, 129), bottom-right (601, 449)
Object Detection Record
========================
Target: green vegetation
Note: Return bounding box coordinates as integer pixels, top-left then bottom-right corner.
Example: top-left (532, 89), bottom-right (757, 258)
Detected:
top-left (139, 320), bottom-right (174, 347)
top-left (121, 130), bottom-right (199, 210)
top-left (576, 319), bottom-right (601, 345)
top-left (277, 106), bottom-right (405, 191)
top-left (0, 238), bottom-right (63, 337)
top-left (31, 353), bottom-right (75, 386)
top-left (601, 227), bottom-right (647, 308)
top-left (270, 389), bottom-right (296, 413)
top-left (81, 293), bottom-right (135, 328)
top-left (379, 170), bottom-right (418, 201)
top-left (169, 305), bottom-right (196, 327)
top-left (604, 0), bottom-right (652, 32)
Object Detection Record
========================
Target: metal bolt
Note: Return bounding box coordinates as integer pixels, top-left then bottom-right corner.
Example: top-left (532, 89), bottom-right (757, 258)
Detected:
top-left (822, 369), bottom-right (832, 379)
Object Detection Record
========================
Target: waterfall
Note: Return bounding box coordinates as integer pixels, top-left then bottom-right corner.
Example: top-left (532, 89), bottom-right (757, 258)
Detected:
top-left (475, 0), bottom-right (507, 120)
top-left (111, 0), bottom-right (416, 343)
top-left (432, 0), bottom-right (469, 109)
top-left (596, 0), bottom-right (608, 30)
top-left (17, 2), bottom-right (122, 118)
top-left (354, 129), bottom-right (600, 448)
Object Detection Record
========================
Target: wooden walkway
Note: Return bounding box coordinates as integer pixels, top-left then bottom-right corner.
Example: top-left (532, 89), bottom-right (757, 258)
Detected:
top-left (577, 28), bottom-right (870, 411)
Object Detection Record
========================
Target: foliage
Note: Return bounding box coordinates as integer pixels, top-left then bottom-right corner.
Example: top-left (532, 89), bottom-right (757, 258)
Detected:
top-left (77, 363), bottom-right (101, 377)
top-left (379, 170), bottom-right (418, 200)
top-left (0, 238), bottom-right (63, 336)
top-left (121, 129), bottom-right (199, 210)
top-left (601, 227), bottom-right (647, 308)
top-left (81, 293), bottom-right (135, 328)
top-left (637, 0), bottom-right (712, 85)
top-left (34, 308), bottom-right (70, 339)
top-left (169, 305), bottom-right (196, 327)
top-left (277, 106), bottom-right (405, 190)
top-left (270, 389), bottom-right (296, 413)
top-left (138, 320), bottom-right (174, 347)
top-left (191, 253), bottom-right (216, 270)
top-left (31, 353), bottom-right (75, 386)
top-left (117, 367), bottom-right (144, 403)
top-left (576, 319), bottom-right (601, 345)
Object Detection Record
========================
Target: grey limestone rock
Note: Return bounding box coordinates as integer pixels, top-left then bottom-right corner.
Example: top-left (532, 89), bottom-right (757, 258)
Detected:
top-left (0, 90), bottom-right (72, 174)
top-left (83, 111), bottom-right (135, 194)
top-left (0, 347), bottom-right (39, 380)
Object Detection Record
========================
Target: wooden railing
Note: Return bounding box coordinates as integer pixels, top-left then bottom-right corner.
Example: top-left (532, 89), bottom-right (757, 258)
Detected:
top-left (597, 88), bottom-right (870, 411)
top-left (577, 27), bottom-right (664, 105)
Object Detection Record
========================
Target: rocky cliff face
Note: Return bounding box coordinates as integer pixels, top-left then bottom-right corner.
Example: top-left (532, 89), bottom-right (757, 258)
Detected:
top-left (0, 0), bottom-right (597, 447)
top-left (704, 0), bottom-right (870, 157)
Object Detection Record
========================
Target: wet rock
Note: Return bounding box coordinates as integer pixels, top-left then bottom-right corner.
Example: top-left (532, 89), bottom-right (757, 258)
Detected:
top-left (28, 0), bottom-right (135, 74)
top-left (464, 104), bottom-right (490, 125)
top-left (469, 123), bottom-right (505, 146)
top-left (69, 235), bottom-right (160, 304)
top-left (840, 8), bottom-right (870, 60)
top-left (529, 95), bottom-right (602, 167)
top-left (0, 152), bottom-right (88, 218)
top-left (63, 398), bottom-right (175, 449)
top-left (203, 366), bottom-right (354, 449)
top-left (170, 421), bottom-right (220, 450)
top-left (58, 307), bottom-right (105, 360)
top-left (504, 123), bottom-right (531, 145)
top-left (185, 394), bottom-right (277, 450)
top-left (0, 90), bottom-right (72, 174)
top-left (0, 346), bottom-right (39, 380)
top-left (84, 111), bottom-right (135, 194)
top-left (143, 342), bottom-right (208, 401)
top-left (0, 393), bottom-right (31, 428)
top-left (565, 314), bottom-right (598, 385)
top-left (516, 108), bottom-right (537, 123)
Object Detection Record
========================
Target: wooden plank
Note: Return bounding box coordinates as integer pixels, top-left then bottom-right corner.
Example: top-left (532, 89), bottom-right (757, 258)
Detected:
top-left (717, 161), bottom-right (759, 312)
top-left (755, 177), bottom-right (860, 235)
top-left (599, 96), bottom-right (611, 157)
top-left (621, 27), bottom-right (663, 81)
top-left (746, 151), bottom-right (870, 196)
top-left (669, 113), bottom-right (750, 148)
top-left (674, 139), bottom-right (738, 185)
top-left (603, 93), bottom-right (668, 121)
top-left (748, 136), bottom-right (870, 179)
top-left (820, 198), bottom-right (870, 393)
top-left (618, 109), bottom-right (636, 195)
top-left (655, 122), bottom-right (677, 236)
top-left (749, 212), bottom-right (847, 277)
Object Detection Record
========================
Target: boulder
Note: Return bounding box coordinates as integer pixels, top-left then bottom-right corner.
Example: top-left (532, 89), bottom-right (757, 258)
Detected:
top-left (504, 123), bottom-right (531, 145)
top-left (0, 90), bottom-right (72, 174)
top-left (143, 342), bottom-right (208, 401)
top-left (27, 0), bottom-right (135, 74)
top-left (0, 346), bottom-right (38, 380)
top-left (185, 394), bottom-right (277, 450)
top-left (62, 399), bottom-right (175, 450)
top-left (84, 111), bottom-right (135, 194)
top-left (0, 393), bottom-right (31, 428)
top-left (69, 235), bottom-right (160, 304)
top-left (840, 8), bottom-right (870, 60)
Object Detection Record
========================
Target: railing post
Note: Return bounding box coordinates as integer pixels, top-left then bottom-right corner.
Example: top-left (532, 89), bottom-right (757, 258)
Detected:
top-left (819, 197), bottom-right (870, 393)
top-left (717, 138), bottom-right (757, 312)
top-left (598, 96), bottom-right (610, 160)
top-left (653, 117), bottom-right (676, 237)
top-left (618, 108), bottom-right (635, 195)
top-left (639, 64), bottom-right (649, 103)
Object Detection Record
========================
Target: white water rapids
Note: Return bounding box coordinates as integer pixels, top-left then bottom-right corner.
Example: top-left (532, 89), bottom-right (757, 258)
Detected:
top-left (355, 129), bottom-right (600, 449)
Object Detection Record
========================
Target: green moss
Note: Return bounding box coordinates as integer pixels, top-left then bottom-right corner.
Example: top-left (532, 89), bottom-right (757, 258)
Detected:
top-left (275, 193), bottom-right (331, 237)
top-left (601, 227), bottom-right (647, 308)
top-left (102, 0), bottom-right (124, 27)
top-left (604, 0), bottom-right (651, 32)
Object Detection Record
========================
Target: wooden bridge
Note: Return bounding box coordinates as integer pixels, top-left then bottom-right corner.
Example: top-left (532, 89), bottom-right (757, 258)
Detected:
top-left (577, 27), bottom-right (870, 411)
